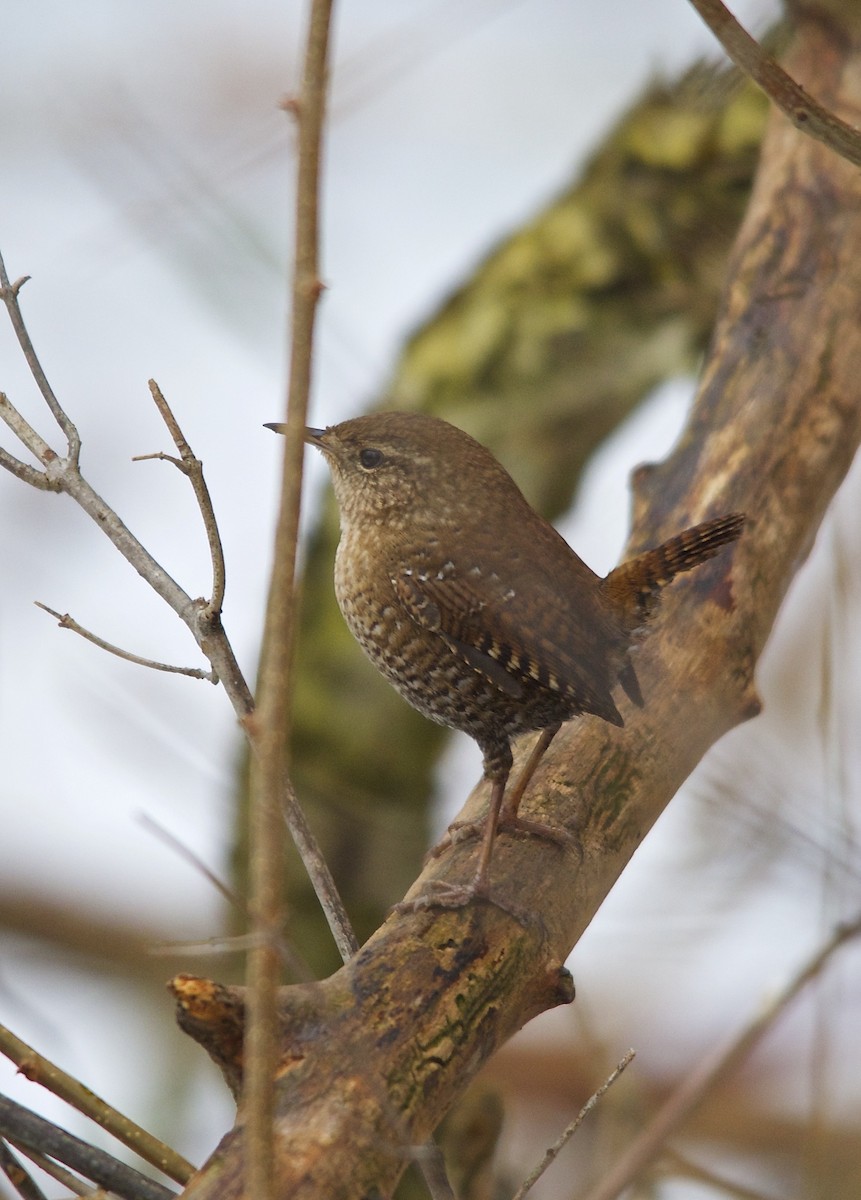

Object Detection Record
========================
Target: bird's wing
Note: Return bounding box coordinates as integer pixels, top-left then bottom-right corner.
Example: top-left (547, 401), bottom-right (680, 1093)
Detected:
top-left (393, 555), bottom-right (624, 725)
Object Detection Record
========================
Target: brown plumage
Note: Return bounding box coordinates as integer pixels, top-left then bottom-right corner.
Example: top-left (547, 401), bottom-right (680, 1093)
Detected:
top-left (270, 412), bottom-right (744, 907)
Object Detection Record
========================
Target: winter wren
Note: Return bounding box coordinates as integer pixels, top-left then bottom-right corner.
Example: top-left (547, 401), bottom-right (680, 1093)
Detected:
top-left (268, 412), bottom-right (744, 908)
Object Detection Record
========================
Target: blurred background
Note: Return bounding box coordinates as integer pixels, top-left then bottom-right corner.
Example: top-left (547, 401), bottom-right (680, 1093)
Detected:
top-left (2, 2), bottom-right (860, 1198)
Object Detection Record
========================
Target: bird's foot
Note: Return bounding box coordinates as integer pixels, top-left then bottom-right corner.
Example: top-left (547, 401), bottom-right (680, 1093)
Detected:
top-left (393, 875), bottom-right (489, 913)
top-left (427, 813), bottom-right (573, 862)
top-left (393, 875), bottom-right (534, 927)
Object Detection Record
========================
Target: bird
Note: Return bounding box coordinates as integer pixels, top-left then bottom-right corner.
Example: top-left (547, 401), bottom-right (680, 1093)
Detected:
top-left (267, 412), bottom-right (744, 908)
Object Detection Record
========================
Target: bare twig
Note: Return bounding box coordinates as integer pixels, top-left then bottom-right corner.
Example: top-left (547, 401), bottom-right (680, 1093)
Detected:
top-left (149, 932), bottom-right (269, 956)
top-left (687, 0), bottom-right (861, 168)
top-left (0, 248), bottom-right (250, 710)
top-left (511, 1050), bottom-right (636, 1200)
top-left (0, 413), bottom-right (58, 489)
top-left (0, 1096), bottom-right (177, 1200)
top-left (6, 1141), bottom-right (98, 1197)
top-left (0, 388), bottom-right (65, 480)
top-left (141, 380), bottom-right (227, 614)
top-left (280, 780), bottom-right (359, 959)
top-left (0, 247), bottom-right (358, 964)
top-left (0, 1139), bottom-right (49, 1200)
top-left (243, 1), bottom-right (335, 1194)
top-left (0, 1026), bottom-right (194, 1186)
top-left (136, 814), bottom-right (243, 910)
top-left (581, 916), bottom-right (861, 1200)
top-left (137, 813), bottom-right (315, 980)
top-left (664, 1148), bottom-right (776, 1200)
top-left (34, 603), bottom-right (216, 681)
top-left (0, 262), bottom-right (79, 454)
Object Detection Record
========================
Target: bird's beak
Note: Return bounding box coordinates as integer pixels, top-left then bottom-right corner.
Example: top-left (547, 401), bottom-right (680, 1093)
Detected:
top-left (263, 423), bottom-right (326, 445)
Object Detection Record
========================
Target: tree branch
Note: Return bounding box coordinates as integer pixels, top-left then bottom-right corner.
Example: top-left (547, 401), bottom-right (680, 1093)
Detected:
top-left (0, 1096), bottom-right (176, 1200)
top-left (0, 1026), bottom-right (194, 1186)
top-left (580, 916), bottom-right (861, 1200)
top-left (0, 258), bottom-right (354, 961)
top-left (0, 267), bottom-right (80, 456)
top-left (138, 380), bottom-right (227, 616)
top-left (0, 1140), bottom-right (48, 1200)
top-left (174, 12), bottom-right (861, 1197)
top-left (243, 2), bottom-right (335, 1198)
top-left (511, 1049), bottom-right (635, 1200)
top-left (687, 0), bottom-right (861, 167)
top-left (34, 603), bottom-right (217, 681)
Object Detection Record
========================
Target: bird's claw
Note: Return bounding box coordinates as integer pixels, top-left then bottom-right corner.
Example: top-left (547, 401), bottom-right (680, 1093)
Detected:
top-left (393, 877), bottom-right (537, 928)
top-left (393, 877), bottom-right (489, 913)
top-left (427, 814), bottom-right (575, 864)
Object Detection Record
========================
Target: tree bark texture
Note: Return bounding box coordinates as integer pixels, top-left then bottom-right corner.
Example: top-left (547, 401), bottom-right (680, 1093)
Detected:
top-left (179, 12), bottom-right (861, 1197)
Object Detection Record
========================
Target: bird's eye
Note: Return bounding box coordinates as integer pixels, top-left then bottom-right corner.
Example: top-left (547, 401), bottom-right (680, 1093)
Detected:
top-left (359, 447), bottom-right (384, 470)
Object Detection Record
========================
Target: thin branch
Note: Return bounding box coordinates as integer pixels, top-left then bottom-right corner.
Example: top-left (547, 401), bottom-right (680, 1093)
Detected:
top-left (280, 780), bottom-right (360, 959)
top-left (687, 0), bottom-right (861, 169)
top-left (0, 260), bottom-right (251, 712)
top-left (0, 426), bottom-right (56, 490)
top-left (5, 1141), bottom-right (98, 1197)
top-left (142, 380), bottom-right (227, 614)
top-left (408, 1143), bottom-right (456, 1200)
top-left (580, 915), bottom-right (861, 1200)
top-left (0, 1096), bottom-right (176, 1200)
top-left (137, 813), bottom-right (315, 980)
top-left (1, 263), bottom-right (356, 969)
top-left (150, 932), bottom-right (271, 956)
top-left (0, 1140), bottom-right (49, 1200)
top-left (0, 256), bottom-right (80, 455)
top-left (0, 390), bottom-right (63, 479)
top-left (34, 603), bottom-right (216, 681)
top-left (511, 1050), bottom-right (636, 1200)
top-left (136, 814), bottom-right (242, 910)
top-left (243, 1), bottom-right (335, 1198)
top-left (664, 1148), bottom-right (777, 1200)
top-left (0, 1027), bottom-right (194, 1186)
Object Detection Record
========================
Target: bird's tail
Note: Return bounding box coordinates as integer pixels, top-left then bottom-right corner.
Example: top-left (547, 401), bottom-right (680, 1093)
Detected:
top-left (602, 512), bottom-right (745, 636)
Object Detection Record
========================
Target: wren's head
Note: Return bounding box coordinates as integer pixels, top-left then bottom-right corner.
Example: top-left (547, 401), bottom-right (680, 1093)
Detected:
top-left (298, 412), bottom-right (531, 531)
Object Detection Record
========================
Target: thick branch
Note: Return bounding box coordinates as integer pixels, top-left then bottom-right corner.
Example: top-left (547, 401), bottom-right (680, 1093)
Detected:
top-left (177, 13), bottom-right (861, 1199)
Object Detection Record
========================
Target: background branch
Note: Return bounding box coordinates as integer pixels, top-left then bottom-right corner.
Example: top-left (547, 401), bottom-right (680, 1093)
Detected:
top-left (0, 1096), bottom-right (175, 1200)
top-left (580, 916), bottom-right (861, 1200)
top-left (0, 1139), bottom-right (49, 1200)
top-left (0, 1026), bottom-right (194, 1186)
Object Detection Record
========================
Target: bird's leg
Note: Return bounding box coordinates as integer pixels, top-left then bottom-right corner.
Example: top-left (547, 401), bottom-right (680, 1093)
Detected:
top-left (470, 774), bottom-right (507, 895)
top-left (431, 724), bottom-right (566, 858)
top-left (498, 724), bottom-right (559, 827)
top-left (396, 728), bottom-right (577, 914)
top-left (394, 775), bottom-right (508, 912)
